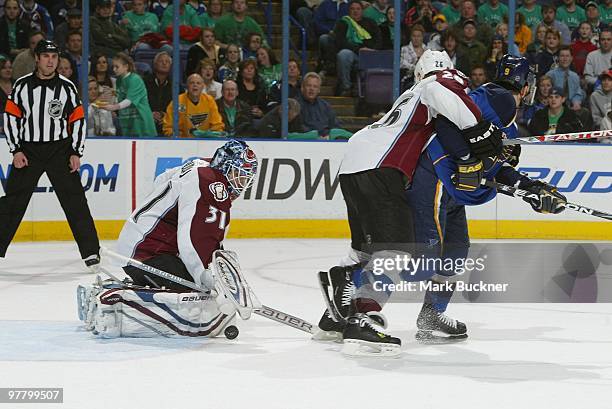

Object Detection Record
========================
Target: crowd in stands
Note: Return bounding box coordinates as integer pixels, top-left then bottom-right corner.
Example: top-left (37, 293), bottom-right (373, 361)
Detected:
top-left (0, 0), bottom-right (610, 140)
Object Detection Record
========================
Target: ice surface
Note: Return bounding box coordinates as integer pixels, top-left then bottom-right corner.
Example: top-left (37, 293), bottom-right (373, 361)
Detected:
top-left (1, 239), bottom-right (611, 409)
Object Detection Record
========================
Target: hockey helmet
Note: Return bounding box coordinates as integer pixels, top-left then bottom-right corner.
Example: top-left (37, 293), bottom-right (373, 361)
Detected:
top-left (34, 40), bottom-right (60, 56)
top-left (495, 54), bottom-right (537, 105)
top-left (414, 50), bottom-right (454, 83)
top-left (210, 140), bottom-right (258, 199)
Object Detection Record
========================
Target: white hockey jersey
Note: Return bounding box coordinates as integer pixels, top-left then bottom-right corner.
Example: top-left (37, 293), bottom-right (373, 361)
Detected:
top-left (339, 69), bottom-right (482, 180)
top-left (116, 159), bottom-right (232, 281)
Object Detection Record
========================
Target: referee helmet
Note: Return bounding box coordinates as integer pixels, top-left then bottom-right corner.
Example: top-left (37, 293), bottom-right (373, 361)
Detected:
top-left (34, 40), bottom-right (60, 56)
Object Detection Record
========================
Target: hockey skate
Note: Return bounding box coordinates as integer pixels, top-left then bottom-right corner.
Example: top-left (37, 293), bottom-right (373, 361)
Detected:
top-left (415, 303), bottom-right (468, 343)
top-left (314, 266), bottom-right (355, 341)
top-left (342, 312), bottom-right (401, 357)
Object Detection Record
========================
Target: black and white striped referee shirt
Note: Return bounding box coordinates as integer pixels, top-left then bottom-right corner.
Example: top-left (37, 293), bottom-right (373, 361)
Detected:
top-left (4, 72), bottom-right (86, 156)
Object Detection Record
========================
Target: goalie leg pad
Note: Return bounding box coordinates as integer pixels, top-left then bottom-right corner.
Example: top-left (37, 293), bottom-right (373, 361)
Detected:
top-left (87, 288), bottom-right (234, 338)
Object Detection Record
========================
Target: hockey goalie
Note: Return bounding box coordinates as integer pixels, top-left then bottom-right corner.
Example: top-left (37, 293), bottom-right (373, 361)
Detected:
top-left (77, 140), bottom-right (259, 338)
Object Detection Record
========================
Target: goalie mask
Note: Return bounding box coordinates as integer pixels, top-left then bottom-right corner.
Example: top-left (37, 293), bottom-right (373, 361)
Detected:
top-left (210, 140), bottom-right (258, 199)
top-left (495, 54), bottom-right (537, 106)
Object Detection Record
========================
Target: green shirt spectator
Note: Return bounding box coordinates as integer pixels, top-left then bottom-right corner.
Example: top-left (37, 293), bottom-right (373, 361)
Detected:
top-left (556, 0), bottom-right (586, 31)
top-left (477, 0), bottom-right (508, 28)
top-left (518, 1), bottom-right (542, 30)
top-left (160, 2), bottom-right (201, 31)
top-left (214, 0), bottom-right (265, 48)
top-left (600, 4), bottom-right (611, 25)
top-left (363, 0), bottom-right (387, 26)
top-left (121, 0), bottom-right (160, 43)
top-left (441, 0), bottom-right (461, 25)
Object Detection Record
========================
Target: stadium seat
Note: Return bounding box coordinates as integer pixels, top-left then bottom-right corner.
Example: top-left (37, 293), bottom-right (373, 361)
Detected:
top-left (357, 50), bottom-right (394, 105)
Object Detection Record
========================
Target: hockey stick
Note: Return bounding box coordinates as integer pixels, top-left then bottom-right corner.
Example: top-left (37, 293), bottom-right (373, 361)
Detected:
top-left (502, 129), bottom-right (612, 145)
top-left (100, 248), bottom-right (315, 334)
top-left (483, 180), bottom-right (612, 221)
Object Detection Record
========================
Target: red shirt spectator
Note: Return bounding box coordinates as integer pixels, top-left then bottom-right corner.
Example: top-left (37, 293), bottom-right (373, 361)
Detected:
top-left (570, 22), bottom-right (597, 75)
top-left (404, 0), bottom-right (437, 32)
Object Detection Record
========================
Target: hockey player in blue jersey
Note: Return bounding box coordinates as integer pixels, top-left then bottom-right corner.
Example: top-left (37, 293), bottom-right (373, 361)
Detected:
top-left (318, 55), bottom-right (568, 352)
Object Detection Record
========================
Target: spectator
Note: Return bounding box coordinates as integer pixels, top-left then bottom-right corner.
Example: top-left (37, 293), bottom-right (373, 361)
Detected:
top-left (380, 6), bottom-right (397, 50)
top-left (521, 75), bottom-right (553, 126)
top-left (546, 46), bottom-right (585, 110)
top-left (508, 12), bottom-right (532, 55)
top-left (297, 72), bottom-right (343, 137)
top-left (256, 98), bottom-right (304, 137)
top-left (602, 1), bottom-right (612, 25)
top-left (268, 58), bottom-right (302, 106)
top-left (583, 1), bottom-right (606, 40)
top-left (364, 0), bottom-right (388, 26)
top-left (440, 0), bottom-right (461, 26)
top-left (121, 0), bottom-right (160, 47)
top-left (601, 111), bottom-right (612, 133)
top-left (0, 57), bottom-right (12, 134)
top-left (186, 27), bottom-right (221, 76)
top-left (526, 24), bottom-right (548, 62)
top-left (483, 35), bottom-right (506, 80)
top-left (87, 76), bottom-right (116, 136)
top-left (452, 0), bottom-right (493, 46)
top-left (529, 87), bottom-right (584, 135)
top-left (144, 51), bottom-right (172, 135)
top-left (90, 53), bottom-right (115, 90)
top-left (257, 46), bottom-right (282, 92)
top-left (11, 30), bottom-right (43, 80)
top-left (236, 59), bottom-right (267, 119)
top-left (101, 52), bottom-right (157, 137)
top-left (216, 79), bottom-right (254, 137)
top-left (291, 0), bottom-right (321, 47)
top-left (571, 22), bottom-right (598, 76)
top-left (50, 0), bottom-right (80, 29)
top-left (65, 30), bottom-right (82, 77)
top-left (19, 0), bottom-right (53, 39)
top-left (54, 8), bottom-right (82, 49)
top-left (90, 0), bottom-right (131, 58)
top-left (163, 73), bottom-right (224, 137)
top-left (150, 0), bottom-right (169, 20)
top-left (442, 30), bottom-right (470, 75)
top-left (334, 0), bottom-right (382, 96)
top-left (404, 0), bottom-right (437, 33)
top-left (477, 0), bottom-right (508, 28)
top-left (556, 0), bottom-right (585, 32)
top-left (160, 0), bottom-right (202, 47)
top-left (459, 19), bottom-right (487, 72)
top-left (400, 24), bottom-right (426, 89)
top-left (197, 58), bottom-right (222, 99)
top-left (584, 29), bottom-right (612, 86)
top-left (218, 43), bottom-right (241, 81)
top-left (188, 0), bottom-right (207, 16)
top-left (537, 5), bottom-right (571, 45)
top-left (315, 0), bottom-right (350, 77)
top-left (214, 0), bottom-right (266, 49)
top-left (0, 0), bottom-right (29, 60)
top-left (242, 32), bottom-right (263, 60)
top-left (207, 0), bottom-right (224, 25)
top-left (58, 52), bottom-right (78, 86)
top-left (469, 64), bottom-right (487, 90)
top-left (517, 0), bottom-right (542, 31)
top-left (427, 13), bottom-right (448, 51)
top-left (589, 69), bottom-right (612, 129)
top-left (534, 28), bottom-right (561, 78)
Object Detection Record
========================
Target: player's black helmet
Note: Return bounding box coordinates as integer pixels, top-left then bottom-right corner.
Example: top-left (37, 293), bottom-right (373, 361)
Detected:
top-left (210, 140), bottom-right (258, 199)
top-left (34, 40), bottom-right (60, 56)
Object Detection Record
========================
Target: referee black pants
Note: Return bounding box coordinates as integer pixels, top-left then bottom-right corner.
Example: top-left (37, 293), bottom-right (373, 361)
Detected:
top-left (0, 139), bottom-right (100, 259)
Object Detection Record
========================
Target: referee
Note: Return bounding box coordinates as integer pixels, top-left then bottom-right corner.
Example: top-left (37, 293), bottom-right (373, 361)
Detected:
top-left (0, 40), bottom-right (100, 270)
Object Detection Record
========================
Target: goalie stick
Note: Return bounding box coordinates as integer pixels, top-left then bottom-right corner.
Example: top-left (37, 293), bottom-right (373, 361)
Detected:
top-left (100, 247), bottom-right (315, 334)
top-left (502, 129), bottom-right (612, 145)
top-left (483, 180), bottom-right (612, 221)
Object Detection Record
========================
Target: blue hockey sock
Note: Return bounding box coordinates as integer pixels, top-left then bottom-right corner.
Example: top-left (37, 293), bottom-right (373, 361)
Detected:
top-left (424, 281), bottom-right (455, 313)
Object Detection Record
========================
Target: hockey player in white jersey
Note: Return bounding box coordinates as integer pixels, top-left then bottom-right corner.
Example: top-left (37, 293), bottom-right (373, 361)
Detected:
top-left (77, 140), bottom-right (258, 338)
top-left (317, 50), bottom-right (506, 356)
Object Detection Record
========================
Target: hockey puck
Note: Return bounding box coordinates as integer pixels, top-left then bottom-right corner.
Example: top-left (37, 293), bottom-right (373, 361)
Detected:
top-left (224, 325), bottom-right (239, 339)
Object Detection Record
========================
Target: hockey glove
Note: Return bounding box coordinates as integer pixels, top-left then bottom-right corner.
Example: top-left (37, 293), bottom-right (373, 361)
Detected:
top-left (502, 144), bottom-right (521, 167)
top-left (518, 179), bottom-right (567, 214)
top-left (462, 121), bottom-right (504, 159)
top-left (452, 157), bottom-right (484, 191)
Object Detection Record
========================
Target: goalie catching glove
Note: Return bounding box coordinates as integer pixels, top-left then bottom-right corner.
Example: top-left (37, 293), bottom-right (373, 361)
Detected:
top-left (518, 179), bottom-right (567, 214)
top-left (452, 157), bottom-right (484, 191)
top-left (462, 121), bottom-right (504, 159)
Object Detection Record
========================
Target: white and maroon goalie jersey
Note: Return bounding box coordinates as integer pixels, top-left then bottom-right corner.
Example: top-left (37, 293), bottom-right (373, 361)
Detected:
top-left (339, 69), bottom-right (482, 181)
top-left (116, 159), bottom-right (231, 281)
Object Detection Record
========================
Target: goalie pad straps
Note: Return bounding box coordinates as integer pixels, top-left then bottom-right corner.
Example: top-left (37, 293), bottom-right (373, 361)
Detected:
top-left (211, 250), bottom-right (261, 320)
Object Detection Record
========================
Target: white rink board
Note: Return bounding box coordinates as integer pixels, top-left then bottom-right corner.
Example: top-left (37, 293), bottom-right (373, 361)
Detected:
top-left (1, 139), bottom-right (611, 222)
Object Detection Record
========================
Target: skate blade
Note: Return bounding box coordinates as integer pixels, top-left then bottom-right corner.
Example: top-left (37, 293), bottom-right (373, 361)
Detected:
top-left (312, 329), bottom-right (343, 342)
top-left (415, 330), bottom-right (468, 344)
top-left (341, 339), bottom-right (401, 357)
